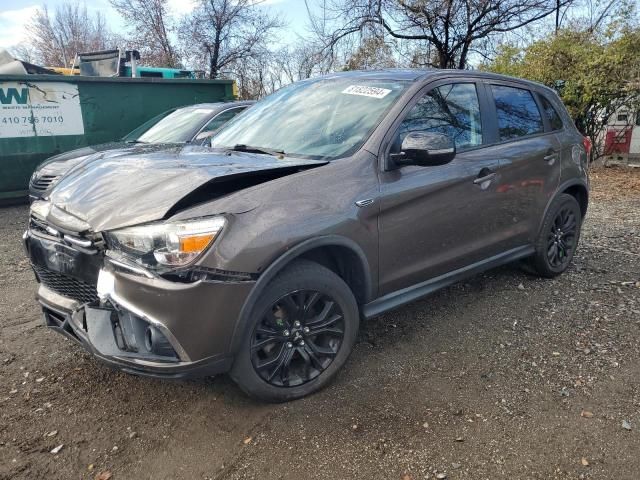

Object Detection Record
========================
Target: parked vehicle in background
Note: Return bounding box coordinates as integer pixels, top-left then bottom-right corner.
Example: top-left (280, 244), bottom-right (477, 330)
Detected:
top-left (24, 69), bottom-right (589, 402)
top-left (28, 101), bottom-right (254, 201)
top-left (0, 72), bottom-right (237, 200)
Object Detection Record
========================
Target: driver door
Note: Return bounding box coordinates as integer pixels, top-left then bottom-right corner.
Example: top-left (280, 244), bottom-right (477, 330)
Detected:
top-left (377, 81), bottom-right (512, 296)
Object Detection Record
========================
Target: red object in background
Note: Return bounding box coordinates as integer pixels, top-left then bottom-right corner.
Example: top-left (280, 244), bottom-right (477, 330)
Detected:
top-left (583, 136), bottom-right (592, 157)
top-left (604, 128), bottom-right (632, 154)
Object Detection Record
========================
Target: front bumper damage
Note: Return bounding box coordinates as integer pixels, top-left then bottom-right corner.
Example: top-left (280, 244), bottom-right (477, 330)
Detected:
top-left (25, 228), bottom-right (255, 379)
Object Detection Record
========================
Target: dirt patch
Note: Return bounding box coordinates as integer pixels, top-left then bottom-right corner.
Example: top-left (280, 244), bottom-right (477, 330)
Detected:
top-left (590, 165), bottom-right (640, 201)
top-left (1, 169), bottom-right (639, 479)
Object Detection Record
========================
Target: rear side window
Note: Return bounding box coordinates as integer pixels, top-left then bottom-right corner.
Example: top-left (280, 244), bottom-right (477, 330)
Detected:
top-left (491, 85), bottom-right (543, 140)
top-left (539, 95), bottom-right (563, 131)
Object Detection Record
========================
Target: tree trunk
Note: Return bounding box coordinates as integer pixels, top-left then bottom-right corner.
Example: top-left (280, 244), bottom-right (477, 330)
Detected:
top-left (209, 28), bottom-right (222, 79)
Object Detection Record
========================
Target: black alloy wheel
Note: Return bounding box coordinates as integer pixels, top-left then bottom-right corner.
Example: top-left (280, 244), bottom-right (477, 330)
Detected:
top-left (250, 290), bottom-right (345, 387)
top-left (527, 193), bottom-right (582, 278)
top-left (546, 206), bottom-right (578, 268)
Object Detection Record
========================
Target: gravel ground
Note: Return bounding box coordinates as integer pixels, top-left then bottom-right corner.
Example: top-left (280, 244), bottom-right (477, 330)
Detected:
top-left (1, 167), bottom-right (639, 480)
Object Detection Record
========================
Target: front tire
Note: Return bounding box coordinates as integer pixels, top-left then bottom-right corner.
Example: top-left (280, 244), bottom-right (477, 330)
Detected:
top-left (230, 260), bottom-right (359, 402)
top-left (528, 193), bottom-right (582, 278)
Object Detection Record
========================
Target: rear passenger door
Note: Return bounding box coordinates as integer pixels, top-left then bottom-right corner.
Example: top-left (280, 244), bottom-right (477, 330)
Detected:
top-left (483, 82), bottom-right (562, 244)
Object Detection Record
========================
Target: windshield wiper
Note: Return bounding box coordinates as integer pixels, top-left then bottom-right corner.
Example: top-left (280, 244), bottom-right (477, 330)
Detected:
top-left (124, 139), bottom-right (147, 144)
top-left (231, 144), bottom-right (285, 156)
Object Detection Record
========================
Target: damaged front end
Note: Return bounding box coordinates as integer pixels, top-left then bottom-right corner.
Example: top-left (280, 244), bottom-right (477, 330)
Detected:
top-left (25, 203), bottom-right (255, 378)
top-left (24, 148), bottom-right (329, 377)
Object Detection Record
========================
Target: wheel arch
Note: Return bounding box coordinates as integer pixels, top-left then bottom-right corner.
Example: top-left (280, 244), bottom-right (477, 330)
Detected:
top-left (229, 235), bottom-right (373, 354)
top-left (539, 179), bottom-right (589, 235)
top-left (561, 182), bottom-right (589, 218)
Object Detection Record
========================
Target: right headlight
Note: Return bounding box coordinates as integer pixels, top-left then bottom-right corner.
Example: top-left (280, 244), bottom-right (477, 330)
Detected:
top-left (104, 216), bottom-right (226, 269)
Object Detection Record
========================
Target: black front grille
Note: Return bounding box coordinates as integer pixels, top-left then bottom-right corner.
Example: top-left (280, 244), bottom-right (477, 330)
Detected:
top-left (30, 174), bottom-right (60, 192)
top-left (32, 263), bottom-right (99, 304)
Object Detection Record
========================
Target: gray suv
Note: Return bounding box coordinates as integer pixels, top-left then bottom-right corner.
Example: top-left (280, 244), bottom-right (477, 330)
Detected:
top-left (24, 70), bottom-right (589, 402)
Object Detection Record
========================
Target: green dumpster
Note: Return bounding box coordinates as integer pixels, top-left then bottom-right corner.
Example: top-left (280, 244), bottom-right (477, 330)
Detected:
top-left (0, 75), bottom-right (236, 200)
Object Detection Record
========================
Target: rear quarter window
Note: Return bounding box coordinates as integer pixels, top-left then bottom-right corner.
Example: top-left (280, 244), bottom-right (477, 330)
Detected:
top-left (491, 85), bottom-right (544, 141)
top-left (539, 94), bottom-right (564, 131)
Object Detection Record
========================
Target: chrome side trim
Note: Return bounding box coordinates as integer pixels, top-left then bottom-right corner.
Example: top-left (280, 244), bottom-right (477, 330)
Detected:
top-left (63, 234), bottom-right (92, 248)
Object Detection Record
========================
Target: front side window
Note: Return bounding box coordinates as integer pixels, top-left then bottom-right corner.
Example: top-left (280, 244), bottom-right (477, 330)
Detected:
top-left (539, 94), bottom-right (563, 131)
top-left (492, 85), bottom-right (543, 140)
top-left (392, 83), bottom-right (483, 153)
top-left (212, 78), bottom-right (409, 160)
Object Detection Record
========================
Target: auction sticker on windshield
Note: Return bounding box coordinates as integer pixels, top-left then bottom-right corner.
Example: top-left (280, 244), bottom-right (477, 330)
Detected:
top-left (342, 85), bottom-right (392, 99)
top-left (0, 81), bottom-right (85, 138)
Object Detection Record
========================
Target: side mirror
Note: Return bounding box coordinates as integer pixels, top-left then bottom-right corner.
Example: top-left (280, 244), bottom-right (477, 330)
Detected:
top-left (392, 132), bottom-right (456, 167)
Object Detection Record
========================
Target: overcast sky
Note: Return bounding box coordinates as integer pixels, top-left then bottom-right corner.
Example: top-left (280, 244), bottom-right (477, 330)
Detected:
top-left (0, 0), bottom-right (312, 54)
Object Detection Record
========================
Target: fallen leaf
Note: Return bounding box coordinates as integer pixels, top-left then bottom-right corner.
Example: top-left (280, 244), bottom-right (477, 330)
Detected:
top-left (95, 471), bottom-right (112, 480)
top-left (243, 437), bottom-right (252, 445)
top-left (401, 474), bottom-right (413, 480)
top-left (581, 457), bottom-right (589, 466)
top-left (581, 410), bottom-right (594, 418)
top-left (50, 444), bottom-right (63, 455)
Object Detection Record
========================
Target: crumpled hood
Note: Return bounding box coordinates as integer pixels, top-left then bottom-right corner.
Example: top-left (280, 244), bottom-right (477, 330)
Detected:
top-left (48, 146), bottom-right (327, 232)
top-left (37, 142), bottom-right (178, 177)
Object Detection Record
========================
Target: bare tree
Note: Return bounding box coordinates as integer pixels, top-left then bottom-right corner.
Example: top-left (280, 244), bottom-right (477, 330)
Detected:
top-left (9, 44), bottom-right (36, 64)
top-left (179, 0), bottom-right (283, 79)
top-left (274, 42), bottom-right (337, 83)
top-left (27, 3), bottom-right (112, 67)
top-left (315, 0), bottom-right (575, 69)
top-left (110, 0), bottom-right (180, 67)
top-left (344, 36), bottom-right (397, 69)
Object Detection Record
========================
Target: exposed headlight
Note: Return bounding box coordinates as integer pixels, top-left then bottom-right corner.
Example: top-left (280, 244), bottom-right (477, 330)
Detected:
top-left (105, 216), bottom-right (226, 269)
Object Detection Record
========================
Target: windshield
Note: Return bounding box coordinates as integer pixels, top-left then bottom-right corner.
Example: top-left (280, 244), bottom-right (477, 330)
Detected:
top-left (211, 77), bottom-right (409, 159)
top-left (132, 107), bottom-right (217, 144)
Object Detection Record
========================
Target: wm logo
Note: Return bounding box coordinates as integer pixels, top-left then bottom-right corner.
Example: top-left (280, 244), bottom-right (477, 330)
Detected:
top-left (0, 87), bottom-right (29, 105)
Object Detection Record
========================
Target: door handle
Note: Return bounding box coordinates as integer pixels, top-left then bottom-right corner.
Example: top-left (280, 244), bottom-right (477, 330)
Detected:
top-left (544, 150), bottom-right (558, 163)
top-left (473, 172), bottom-right (497, 184)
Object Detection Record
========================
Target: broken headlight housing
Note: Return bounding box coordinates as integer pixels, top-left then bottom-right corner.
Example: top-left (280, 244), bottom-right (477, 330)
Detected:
top-left (104, 216), bottom-right (226, 270)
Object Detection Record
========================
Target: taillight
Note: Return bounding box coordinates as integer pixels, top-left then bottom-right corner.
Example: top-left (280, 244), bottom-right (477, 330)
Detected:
top-left (583, 136), bottom-right (592, 158)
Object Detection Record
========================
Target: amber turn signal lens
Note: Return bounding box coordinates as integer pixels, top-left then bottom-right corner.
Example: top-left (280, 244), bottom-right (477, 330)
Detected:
top-left (179, 234), bottom-right (215, 253)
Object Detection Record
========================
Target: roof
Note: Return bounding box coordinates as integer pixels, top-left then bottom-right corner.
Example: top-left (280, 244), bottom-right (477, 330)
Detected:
top-left (179, 100), bottom-right (256, 110)
top-left (312, 68), bottom-right (554, 93)
top-left (315, 69), bottom-right (435, 81)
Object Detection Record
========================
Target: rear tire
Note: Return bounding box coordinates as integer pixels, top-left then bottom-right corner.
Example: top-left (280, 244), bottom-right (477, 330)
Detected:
top-left (230, 260), bottom-right (359, 402)
top-left (528, 193), bottom-right (582, 278)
